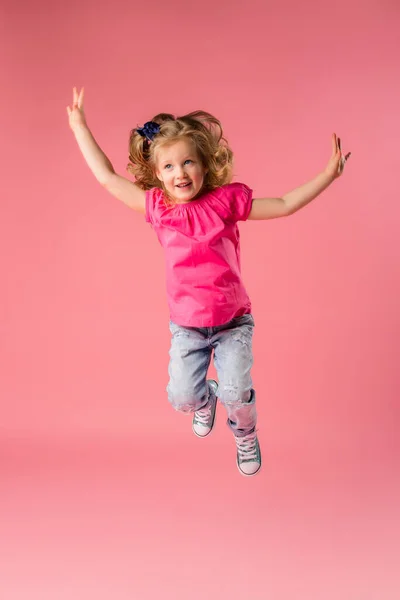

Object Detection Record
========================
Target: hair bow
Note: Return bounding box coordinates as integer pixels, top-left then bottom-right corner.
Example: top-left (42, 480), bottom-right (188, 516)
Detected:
top-left (136, 121), bottom-right (160, 142)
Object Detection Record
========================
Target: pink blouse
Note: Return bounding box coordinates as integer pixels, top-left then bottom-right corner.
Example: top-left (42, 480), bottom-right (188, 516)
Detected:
top-left (145, 182), bottom-right (253, 327)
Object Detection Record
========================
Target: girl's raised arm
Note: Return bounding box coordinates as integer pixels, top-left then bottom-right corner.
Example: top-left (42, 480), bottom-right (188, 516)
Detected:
top-left (248, 134), bottom-right (351, 220)
top-left (67, 87), bottom-right (146, 213)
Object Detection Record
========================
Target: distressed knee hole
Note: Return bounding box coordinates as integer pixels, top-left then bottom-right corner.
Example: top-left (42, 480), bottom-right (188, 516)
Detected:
top-left (218, 385), bottom-right (252, 406)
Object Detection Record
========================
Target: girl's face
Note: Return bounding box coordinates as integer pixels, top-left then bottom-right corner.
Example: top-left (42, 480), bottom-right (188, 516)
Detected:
top-left (155, 138), bottom-right (207, 203)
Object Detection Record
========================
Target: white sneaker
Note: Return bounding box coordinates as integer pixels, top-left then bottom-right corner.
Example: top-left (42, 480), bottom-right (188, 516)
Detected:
top-left (192, 380), bottom-right (218, 438)
top-left (235, 432), bottom-right (262, 476)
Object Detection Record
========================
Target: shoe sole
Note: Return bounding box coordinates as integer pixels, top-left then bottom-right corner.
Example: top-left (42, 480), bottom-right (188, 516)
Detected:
top-left (192, 380), bottom-right (218, 438)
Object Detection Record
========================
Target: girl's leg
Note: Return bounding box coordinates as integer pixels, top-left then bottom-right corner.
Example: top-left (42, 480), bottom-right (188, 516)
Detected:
top-left (167, 321), bottom-right (213, 414)
top-left (212, 315), bottom-right (257, 437)
top-left (212, 314), bottom-right (261, 476)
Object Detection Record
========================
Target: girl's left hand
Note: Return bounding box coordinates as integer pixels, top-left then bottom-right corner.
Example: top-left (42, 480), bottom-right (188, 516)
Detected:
top-left (324, 133), bottom-right (351, 180)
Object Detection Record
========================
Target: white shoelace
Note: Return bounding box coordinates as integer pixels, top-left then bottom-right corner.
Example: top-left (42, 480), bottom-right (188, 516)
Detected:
top-left (195, 403), bottom-right (212, 425)
top-left (235, 433), bottom-right (258, 461)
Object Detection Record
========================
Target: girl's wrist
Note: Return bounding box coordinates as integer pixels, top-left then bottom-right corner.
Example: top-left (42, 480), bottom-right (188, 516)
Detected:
top-left (321, 169), bottom-right (336, 184)
top-left (72, 122), bottom-right (89, 136)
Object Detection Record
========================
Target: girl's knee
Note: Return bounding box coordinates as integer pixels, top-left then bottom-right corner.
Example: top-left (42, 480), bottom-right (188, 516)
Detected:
top-left (167, 387), bottom-right (204, 414)
top-left (218, 386), bottom-right (254, 406)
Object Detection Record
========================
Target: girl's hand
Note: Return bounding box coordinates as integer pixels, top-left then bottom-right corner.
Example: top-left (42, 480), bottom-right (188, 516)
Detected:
top-left (66, 87), bottom-right (87, 131)
top-left (324, 133), bottom-right (351, 180)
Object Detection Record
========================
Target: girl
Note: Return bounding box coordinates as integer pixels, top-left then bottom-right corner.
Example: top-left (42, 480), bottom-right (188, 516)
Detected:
top-left (67, 87), bottom-right (351, 477)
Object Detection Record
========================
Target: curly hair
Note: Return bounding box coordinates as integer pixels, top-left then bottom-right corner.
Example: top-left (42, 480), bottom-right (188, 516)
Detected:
top-left (127, 111), bottom-right (234, 197)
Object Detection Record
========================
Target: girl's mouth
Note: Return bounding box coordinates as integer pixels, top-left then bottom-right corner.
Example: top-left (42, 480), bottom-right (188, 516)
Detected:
top-left (176, 182), bottom-right (191, 188)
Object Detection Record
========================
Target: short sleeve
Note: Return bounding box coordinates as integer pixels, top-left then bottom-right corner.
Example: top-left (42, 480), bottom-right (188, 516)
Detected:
top-left (218, 183), bottom-right (253, 223)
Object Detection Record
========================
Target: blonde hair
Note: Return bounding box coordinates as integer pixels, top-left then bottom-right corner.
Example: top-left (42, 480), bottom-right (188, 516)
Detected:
top-left (127, 111), bottom-right (234, 197)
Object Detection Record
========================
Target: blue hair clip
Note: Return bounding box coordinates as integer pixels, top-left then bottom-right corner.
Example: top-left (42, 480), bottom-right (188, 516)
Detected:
top-left (136, 121), bottom-right (160, 142)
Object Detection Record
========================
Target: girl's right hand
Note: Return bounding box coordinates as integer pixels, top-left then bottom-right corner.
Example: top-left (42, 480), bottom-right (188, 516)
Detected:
top-left (66, 87), bottom-right (87, 131)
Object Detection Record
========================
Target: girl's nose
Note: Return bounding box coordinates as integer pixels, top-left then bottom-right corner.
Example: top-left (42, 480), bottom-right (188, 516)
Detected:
top-left (177, 165), bottom-right (187, 178)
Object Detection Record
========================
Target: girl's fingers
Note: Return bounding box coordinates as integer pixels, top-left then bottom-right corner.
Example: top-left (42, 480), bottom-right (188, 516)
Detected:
top-left (78, 87), bottom-right (84, 109)
top-left (331, 133), bottom-right (337, 157)
top-left (71, 86), bottom-right (84, 110)
top-left (66, 106), bottom-right (71, 116)
top-left (345, 152), bottom-right (351, 161)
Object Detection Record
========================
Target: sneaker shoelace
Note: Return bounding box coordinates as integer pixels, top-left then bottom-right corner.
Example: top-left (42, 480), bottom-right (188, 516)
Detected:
top-left (235, 433), bottom-right (258, 461)
top-left (195, 401), bottom-right (213, 425)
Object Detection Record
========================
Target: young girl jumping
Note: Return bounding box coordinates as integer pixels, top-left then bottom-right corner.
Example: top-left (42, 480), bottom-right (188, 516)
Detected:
top-left (67, 87), bottom-right (351, 477)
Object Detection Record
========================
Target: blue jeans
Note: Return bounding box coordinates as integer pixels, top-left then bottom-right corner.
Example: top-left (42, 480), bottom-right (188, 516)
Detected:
top-left (167, 314), bottom-right (257, 438)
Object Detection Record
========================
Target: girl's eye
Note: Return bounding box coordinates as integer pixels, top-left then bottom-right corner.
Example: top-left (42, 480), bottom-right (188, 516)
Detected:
top-left (184, 160), bottom-right (193, 165)
top-left (164, 164), bottom-right (172, 170)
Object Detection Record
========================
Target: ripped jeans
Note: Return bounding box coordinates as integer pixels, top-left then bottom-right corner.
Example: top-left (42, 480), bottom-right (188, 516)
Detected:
top-left (167, 314), bottom-right (257, 438)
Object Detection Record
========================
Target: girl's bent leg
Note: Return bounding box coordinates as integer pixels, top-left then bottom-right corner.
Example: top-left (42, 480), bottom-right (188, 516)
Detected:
top-left (213, 315), bottom-right (257, 437)
top-left (167, 322), bottom-right (212, 414)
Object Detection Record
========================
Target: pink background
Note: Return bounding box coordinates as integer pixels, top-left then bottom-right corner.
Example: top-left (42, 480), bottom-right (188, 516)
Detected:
top-left (1, 0), bottom-right (399, 598)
